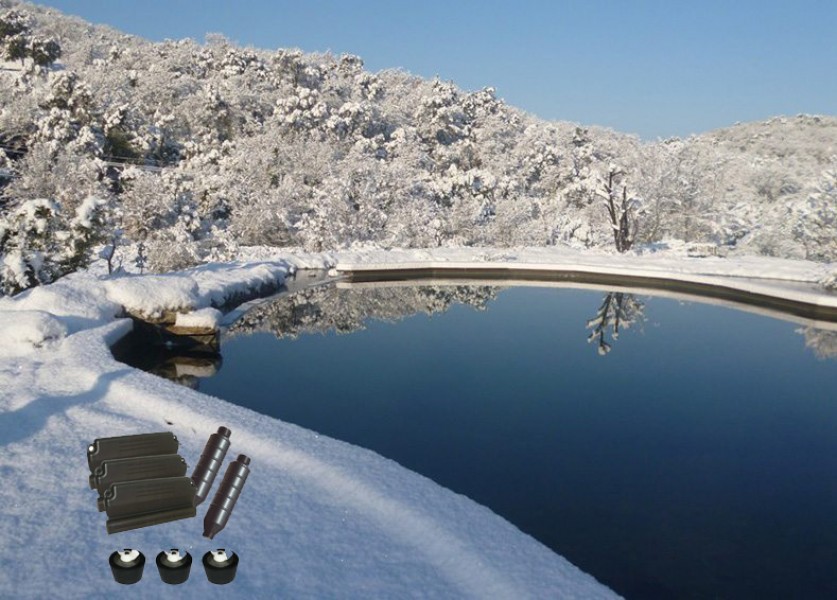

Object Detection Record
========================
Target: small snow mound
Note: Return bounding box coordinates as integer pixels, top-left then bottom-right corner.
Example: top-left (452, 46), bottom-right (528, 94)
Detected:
top-left (174, 307), bottom-right (222, 329)
top-left (9, 279), bottom-right (120, 325)
top-left (821, 271), bottom-right (837, 291)
top-left (105, 275), bottom-right (199, 317)
top-left (0, 310), bottom-right (67, 355)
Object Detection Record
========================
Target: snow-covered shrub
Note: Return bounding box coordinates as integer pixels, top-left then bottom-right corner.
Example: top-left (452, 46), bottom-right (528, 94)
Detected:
top-left (28, 36), bottom-right (61, 66)
top-left (63, 195), bottom-right (109, 271)
top-left (228, 188), bottom-right (294, 247)
top-left (118, 167), bottom-right (174, 239)
top-left (820, 269), bottom-right (837, 292)
top-left (0, 195), bottom-right (109, 295)
top-left (275, 85), bottom-right (329, 132)
top-left (0, 8), bottom-right (61, 67)
top-left (145, 234), bottom-right (201, 273)
top-left (0, 198), bottom-right (62, 294)
top-left (293, 173), bottom-right (390, 251)
top-left (794, 169), bottom-right (837, 262)
top-left (4, 143), bottom-right (109, 214)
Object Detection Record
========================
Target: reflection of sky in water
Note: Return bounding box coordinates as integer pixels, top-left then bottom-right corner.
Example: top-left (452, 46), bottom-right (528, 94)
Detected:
top-left (195, 286), bottom-right (837, 599)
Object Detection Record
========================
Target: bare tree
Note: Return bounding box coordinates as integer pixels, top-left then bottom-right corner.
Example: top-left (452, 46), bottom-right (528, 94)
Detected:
top-left (596, 166), bottom-right (637, 253)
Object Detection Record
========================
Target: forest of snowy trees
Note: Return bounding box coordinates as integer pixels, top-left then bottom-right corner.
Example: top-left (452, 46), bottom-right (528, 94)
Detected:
top-left (0, 0), bottom-right (835, 295)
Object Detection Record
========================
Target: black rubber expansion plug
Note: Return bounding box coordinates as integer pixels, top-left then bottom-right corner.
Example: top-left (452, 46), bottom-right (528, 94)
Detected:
top-left (109, 549), bottom-right (145, 584)
top-left (202, 549), bottom-right (239, 584)
top-left (155, 549), bottom-right (192, 585)
top-left (204, 454), bottom-right (250, 539)
top-left (191, 426), bottom-right (232, 505)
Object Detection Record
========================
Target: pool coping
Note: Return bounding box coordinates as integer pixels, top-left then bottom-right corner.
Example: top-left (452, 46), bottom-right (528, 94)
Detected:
top-left (333, 262), bottom-right (837, 324)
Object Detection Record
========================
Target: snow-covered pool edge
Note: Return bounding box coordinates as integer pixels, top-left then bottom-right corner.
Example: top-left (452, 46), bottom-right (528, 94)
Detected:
top-left (0, 255), bottom-right (625, 599)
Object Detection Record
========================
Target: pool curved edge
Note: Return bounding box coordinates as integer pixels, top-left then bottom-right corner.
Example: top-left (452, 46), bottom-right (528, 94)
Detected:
top-left (334, 263), bottom-right (837, 324)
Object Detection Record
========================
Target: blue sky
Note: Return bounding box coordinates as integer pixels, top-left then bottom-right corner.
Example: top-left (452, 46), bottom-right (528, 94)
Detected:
top-left (37, 0), bottom-right (836, 139)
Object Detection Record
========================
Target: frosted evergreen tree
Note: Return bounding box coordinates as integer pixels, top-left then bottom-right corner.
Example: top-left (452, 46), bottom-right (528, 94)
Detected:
top-left (0, 195), bottom-right (108, 294)
top-left (0, 8), bottom-right (61, 67)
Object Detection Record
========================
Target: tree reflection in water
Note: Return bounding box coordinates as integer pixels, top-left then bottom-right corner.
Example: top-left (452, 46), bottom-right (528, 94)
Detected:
top-left (799, 326), bottom-right (837, 360)
top-left (585, 292), bottom-right (645, 356)
top-left (118, 283), bottom-right (835, 389)
top-left (227, 284), bottom-right (499, 339)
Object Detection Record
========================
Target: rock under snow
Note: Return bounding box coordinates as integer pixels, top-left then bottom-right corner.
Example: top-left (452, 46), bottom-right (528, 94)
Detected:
top-left (174, 306), bottom-right (222, 329)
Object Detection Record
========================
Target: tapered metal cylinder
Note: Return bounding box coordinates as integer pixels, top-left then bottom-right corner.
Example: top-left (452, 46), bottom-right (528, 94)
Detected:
top-left (191, 426), bottom-right (231, 506)
top-left (203, 454), bottom-right (250, 539)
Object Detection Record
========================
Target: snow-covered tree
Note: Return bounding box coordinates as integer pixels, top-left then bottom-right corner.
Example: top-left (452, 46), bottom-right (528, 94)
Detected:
top-left (0, 195), bottom-right (108, 294)
top-left (0, 198), bottom-right (63, 294)
top-left (793, 167), bottom-right (837, 261)
top-left (595, 165), bottom-right (638, 253)
top-left (0, 8), bottom-right (61, 67)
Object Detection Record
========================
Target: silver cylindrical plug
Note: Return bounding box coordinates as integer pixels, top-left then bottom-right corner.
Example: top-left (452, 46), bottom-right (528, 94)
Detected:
top-left (203, 454), bottom-right (250, 539)
top-left (191, 426), bottom-right (231, 506)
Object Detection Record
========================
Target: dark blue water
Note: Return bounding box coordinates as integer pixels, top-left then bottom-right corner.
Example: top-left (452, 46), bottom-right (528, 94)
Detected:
top-left (136, 285), bottom-right (837, 598)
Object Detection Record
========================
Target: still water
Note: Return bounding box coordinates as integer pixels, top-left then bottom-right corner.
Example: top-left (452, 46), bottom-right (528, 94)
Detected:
top-left (119, 283), bottom-right (837, 598)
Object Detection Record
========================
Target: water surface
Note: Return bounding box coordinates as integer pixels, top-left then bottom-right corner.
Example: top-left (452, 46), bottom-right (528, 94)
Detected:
top-left (119, 283), bottom-right (837, 598)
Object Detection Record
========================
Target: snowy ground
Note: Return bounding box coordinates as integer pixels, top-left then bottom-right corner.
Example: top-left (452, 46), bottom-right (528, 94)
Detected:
top-left (1, 246), bottom-right (835, 598)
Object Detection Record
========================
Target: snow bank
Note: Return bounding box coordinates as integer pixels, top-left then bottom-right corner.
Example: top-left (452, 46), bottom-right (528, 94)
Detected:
top-left (0, 274), bottom-right (120, 359)
top-left (318, 247), bottom-right (837, 311)
top-left (105, 274), bottom-right (199, 317)
top-left (325, 246), bottom-right (834, 284)
top-left (237, 246), bottom-right (835, 316)
top-left (0, 310), bottom-right (67, 356)
top-left (188, 261), bottom-right (288, 307)
top-left (0, 253), bottom-right (618, 599)
top-left (102, 262), bottom-right (288, 319)
top-left (0, 262), bottom-right (287, 358)
top-left (0, 271), bottom-right (120, 330)
top-left (241, 245), bottom-right (833, 287)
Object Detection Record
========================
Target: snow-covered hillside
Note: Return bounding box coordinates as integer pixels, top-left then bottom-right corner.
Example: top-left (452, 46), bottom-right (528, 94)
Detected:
top-left (0, 0), bottom-right (835, 297)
